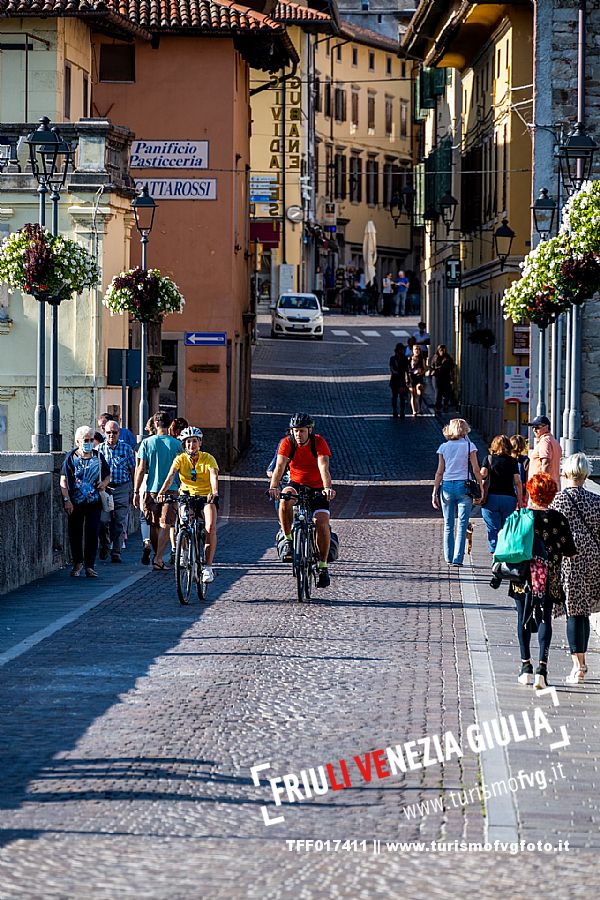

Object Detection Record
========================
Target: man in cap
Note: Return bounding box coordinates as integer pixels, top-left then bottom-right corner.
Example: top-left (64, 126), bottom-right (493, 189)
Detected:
top-left (527, 415), bottom-right (562, 490)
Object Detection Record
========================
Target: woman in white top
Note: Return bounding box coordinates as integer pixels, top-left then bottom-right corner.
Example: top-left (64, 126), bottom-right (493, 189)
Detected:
top-left (432, 418), bottom-right (483, 566)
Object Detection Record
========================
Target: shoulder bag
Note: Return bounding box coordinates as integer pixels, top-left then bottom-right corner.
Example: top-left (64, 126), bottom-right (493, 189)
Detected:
top-left (464, 438), bottom-right (481, 500)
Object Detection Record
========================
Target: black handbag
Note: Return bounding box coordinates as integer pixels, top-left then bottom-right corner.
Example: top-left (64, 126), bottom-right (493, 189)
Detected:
top-left (464, 438), bottom-right (482, 500)
top-left (491, 560), bottom-right (530, 585)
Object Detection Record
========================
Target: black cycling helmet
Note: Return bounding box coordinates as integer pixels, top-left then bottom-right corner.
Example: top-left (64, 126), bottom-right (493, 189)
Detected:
top-left (289, 412), bottom-right (314, 429)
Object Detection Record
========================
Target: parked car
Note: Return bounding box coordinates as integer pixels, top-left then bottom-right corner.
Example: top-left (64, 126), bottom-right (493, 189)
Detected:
top-left (270, 292), bottom-right (325, 340)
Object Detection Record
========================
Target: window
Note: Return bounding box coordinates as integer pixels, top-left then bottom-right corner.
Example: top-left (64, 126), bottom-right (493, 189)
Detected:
top-left (386, 57), bottom-right (392, 76)
top-left (336, 43), bottom-right (342, 62)
top-left (367, 94), bottom-right (375, 131)
top-left (497, 49), bottom-right (501, 75)
top-left (324, 78), bottom-right (332, 117)
top-left (350, 155), bottom-right (362, 203)
top-left (334, 152), bottom-right (347, 200)
top-left (326, 38), bottom-right (331, 56)
top-left (383, 161), bottom-right (392, 207)
top-left (326, 144), bottom-right (333, 197)
top-left (400, 100), bottom-right (408, 137)
top-left (366, 156), bottom-right (379, 205)
top-left (315, 142), bottom-right (320, 193)
top-left (99, 44), bottom-right (135, 82)
top-left (83, 73), bottom-right (89, 117)
top-left (352, 48), bottom-right (358, 67)
top-left (334, 87), bottom-right (347, 122)
top-left (64, 64), bottom-right (71, 119)
top-left (314, 75), bottom-right (321, 113)
top-left (351, 91), bottom-right (359, 127)
top-left (401, 61), bottom-right (406, 79)
top-left (368, 52), bottom-right (375, 72)
top-left (385, 96), bottom-right (393, 136)
top-left (506, 40), bottom-right (509, 68)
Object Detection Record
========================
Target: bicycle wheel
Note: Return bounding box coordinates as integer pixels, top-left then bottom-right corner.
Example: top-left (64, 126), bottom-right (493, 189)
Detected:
top-left (195, 526), bottom-right (208, 601)
top-left (293, 526), bottom-right (308, 602)
top-left (175, 528), bottom-right (194, 605)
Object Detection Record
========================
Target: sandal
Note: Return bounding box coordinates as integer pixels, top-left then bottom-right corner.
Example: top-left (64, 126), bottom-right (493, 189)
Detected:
top-left (152, 560), bottom-right (170, 571)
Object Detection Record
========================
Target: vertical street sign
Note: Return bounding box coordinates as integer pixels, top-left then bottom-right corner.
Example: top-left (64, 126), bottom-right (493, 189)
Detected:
top-left (445, 258), bottom-right (462, 288)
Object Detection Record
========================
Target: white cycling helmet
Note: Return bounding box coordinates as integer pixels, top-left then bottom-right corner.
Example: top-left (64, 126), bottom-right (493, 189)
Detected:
top-left (179, 426), bottom-right (203, 441)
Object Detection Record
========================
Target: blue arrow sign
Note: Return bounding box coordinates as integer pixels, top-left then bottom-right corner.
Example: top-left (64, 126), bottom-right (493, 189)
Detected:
top-left (184, 332), bottom-right (227, 346)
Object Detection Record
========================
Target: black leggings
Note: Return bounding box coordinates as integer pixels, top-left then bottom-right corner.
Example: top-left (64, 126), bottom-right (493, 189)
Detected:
top-left (566, 615), bottom-right (590, 654)
top-left (514, 594), bottom-right (553, 664)
top-left (68, 500), bottom-right (102, 569)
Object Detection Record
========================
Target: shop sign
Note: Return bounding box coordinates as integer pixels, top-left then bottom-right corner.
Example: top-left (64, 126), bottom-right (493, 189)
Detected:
top-left (135, 178), bottom-right (217, 200)
top-left (130, 140), bottom-right (209, 169)
top-left (512, 325), bottom-right (530, 355)
top-left (504, 366), bottom-right (530, 403)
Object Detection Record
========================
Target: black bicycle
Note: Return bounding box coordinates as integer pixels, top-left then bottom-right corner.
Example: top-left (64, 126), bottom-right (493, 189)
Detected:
top-left (280, 487), bottom-right (321, 601)
top-left (171, 495), bottom-right (209, 605)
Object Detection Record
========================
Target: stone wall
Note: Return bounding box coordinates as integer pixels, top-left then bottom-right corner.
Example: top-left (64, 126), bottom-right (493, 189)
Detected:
top-left (0, 472), bottom-right (53, 595)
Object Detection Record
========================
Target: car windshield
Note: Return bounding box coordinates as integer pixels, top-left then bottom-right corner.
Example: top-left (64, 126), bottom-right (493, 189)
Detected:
top-left (278, 295), bottom-right (319, 310)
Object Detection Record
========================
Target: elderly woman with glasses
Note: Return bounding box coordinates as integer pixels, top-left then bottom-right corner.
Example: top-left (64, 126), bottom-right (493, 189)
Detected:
top-left (60, 425), bottom-right (111, 577)
top-left (158, 427), bottom-right (219, 584)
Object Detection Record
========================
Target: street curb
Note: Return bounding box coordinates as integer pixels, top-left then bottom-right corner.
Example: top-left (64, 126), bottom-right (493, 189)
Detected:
top-left (459, 560), bottom-right (520, 843)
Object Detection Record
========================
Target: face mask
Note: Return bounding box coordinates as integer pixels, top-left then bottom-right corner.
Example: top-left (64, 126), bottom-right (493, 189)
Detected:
top-left (82, 441), bottom-right (93, 453)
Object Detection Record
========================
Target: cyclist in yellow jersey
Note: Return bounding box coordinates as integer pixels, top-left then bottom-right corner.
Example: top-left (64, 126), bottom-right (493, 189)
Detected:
top-left (158, 427), bottom-right (219, 583)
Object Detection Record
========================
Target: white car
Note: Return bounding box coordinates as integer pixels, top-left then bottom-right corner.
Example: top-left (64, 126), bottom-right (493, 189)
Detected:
top-left (270, 292), bottom-right (325, 340)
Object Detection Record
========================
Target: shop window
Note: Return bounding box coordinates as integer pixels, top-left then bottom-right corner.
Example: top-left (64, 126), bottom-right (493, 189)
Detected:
top-left (99, 44), bottom-right (136, 82)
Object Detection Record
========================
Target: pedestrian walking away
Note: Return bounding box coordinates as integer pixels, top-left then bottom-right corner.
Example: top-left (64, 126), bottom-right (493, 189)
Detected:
top-left (550, 453), bottom-right (600, 685)
top-left (268, 412), bottom-right (336, 588)
top-left (389, 342), bottom-right (409, 419)
top-left (158, 426), bottom-right (220, 583)
top-left (527, 414), bottom-right (562, 491)
top-left (98, 421), bottom-right (136, 563)
top-left (430, 344), bottom-right (455, 412)
top-left (479, 434), bottom-right (523, 553)
top-left (60, 425), bottom-right (111, 578)
top-left (408, 344), bottom-right (426, 416)
top-left (432, 418), bottom-right (483, 566)
top-left (505, 474), bottom-right (576, 689)
top-left (134, 411), bottom-right (182, 570)
top-left (510, 433), bottom-right (530, 503)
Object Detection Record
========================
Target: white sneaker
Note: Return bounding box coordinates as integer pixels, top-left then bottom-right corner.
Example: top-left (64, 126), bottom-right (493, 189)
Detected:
top-left (202, 566), bottom-right (214, 583)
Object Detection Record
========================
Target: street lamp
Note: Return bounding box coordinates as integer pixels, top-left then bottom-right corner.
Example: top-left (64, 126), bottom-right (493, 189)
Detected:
top-left (401, 184), bottom-right (415, 217)
top-left (493, 218), bottom-right (515, 270)
top-left (26, 116), bottom-right (73, 453)
top-left (424, 204), bottom-right (438, 232)
top-left (531, 187), bottom-right (557, 239)
top-left (556, 121), bottom-right (598, 195)
top-left (439, 190), bottom-right (458, 234)
top-left (390, 193), bottom-right (402, 228)
top-left (132, 185), bottom-right (157, 440)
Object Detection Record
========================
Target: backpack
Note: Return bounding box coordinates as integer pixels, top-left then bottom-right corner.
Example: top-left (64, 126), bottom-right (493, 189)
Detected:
top-left (287, 433), bottom-right (318, 461)
top-left (494, 509), bottom-right (535, 564)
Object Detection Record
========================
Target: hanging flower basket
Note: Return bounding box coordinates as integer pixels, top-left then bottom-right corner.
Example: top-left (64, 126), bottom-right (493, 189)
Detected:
top-left (525, 287), bottom-right (571, 329)
top-left (0, 223), bottom-right (100, 301)
top-left (103, 267), bottom-right (185, 323)
top-left (468, 327), bottom-right (496, 349)
top-left (558, 252), bottom-right (600, 305)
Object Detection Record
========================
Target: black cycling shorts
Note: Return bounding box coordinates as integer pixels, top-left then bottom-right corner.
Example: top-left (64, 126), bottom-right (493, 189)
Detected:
top-left (283, 482), bottom-right (330, 514)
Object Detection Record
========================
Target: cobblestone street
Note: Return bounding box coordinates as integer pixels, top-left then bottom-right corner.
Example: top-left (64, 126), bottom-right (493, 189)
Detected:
top-left (0, 315), bottom-right (599, 897)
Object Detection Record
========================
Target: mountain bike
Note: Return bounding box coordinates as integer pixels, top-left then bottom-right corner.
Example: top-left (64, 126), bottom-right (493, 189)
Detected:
top-left (170, 495), bottom-right (209, 605)
top-left (280, 487), bottom-right (321, 601)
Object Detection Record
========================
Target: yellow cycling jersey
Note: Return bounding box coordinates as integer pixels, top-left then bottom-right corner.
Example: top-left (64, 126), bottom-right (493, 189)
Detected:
top-left (172, 451), bottom-right (218, 497)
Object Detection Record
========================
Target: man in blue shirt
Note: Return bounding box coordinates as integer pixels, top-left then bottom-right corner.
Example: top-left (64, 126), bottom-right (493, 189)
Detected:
top-left (134, 411), bottom-right (182, 569)
top-left (393, 270), bottom-right (410, 316)
top-left (98, 422), bottom-right (136, 562)
top-left (98, 412), bottom-right (137, 450)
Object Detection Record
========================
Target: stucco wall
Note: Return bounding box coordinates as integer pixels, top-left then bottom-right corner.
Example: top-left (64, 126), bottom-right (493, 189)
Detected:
top-left (0, 470), bottom-right (54, 595)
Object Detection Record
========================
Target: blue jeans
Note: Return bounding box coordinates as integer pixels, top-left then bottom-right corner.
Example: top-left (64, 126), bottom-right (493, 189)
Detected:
top-left (481, 493), bottom-right (517, 553)
top-left (440, 480), bottom-right (472, 564)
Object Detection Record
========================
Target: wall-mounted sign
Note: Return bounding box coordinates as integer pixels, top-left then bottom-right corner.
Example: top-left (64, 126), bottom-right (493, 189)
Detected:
top-left (445, 258), bottom-right (462, 288)
top-left (504, 366), bottom-right (530, 403)
top-left (323, 202), bottom-right (337, 227)
top-left (512, 325), bottom-right (530, 355)
top-left (185, 332), bottom-right (227, 346)
top-left (130, 140), bottom-right (209, 169)
top-left (135, 178), bottom-right (216, 200)
top-left (286, 205), bottom-right (304, 223)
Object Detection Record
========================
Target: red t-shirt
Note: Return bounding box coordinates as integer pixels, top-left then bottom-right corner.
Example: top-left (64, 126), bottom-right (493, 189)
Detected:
top-left (279, 434), bottom-right (331, 489)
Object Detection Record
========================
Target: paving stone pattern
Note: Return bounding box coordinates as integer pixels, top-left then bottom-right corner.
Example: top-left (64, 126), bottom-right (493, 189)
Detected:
top-left (0, 321), bottom-right (598, 896)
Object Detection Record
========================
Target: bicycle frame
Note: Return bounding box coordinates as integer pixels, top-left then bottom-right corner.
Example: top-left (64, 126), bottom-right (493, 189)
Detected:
top-left (288, 487), bottom-right (320, 601)
top-left (174, 496), bottom-right (208, 604)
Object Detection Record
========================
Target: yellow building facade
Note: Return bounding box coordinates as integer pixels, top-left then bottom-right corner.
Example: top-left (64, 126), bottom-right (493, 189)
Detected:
top-left (404, 1), bottom-right (534, 439)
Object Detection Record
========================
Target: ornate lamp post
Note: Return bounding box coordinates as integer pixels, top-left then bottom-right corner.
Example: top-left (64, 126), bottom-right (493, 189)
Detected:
top-left (530, 188), bottom-right (558, 420)
top-left (556, 122), bottom-right (597, 196)
top-left (531, 188), bottom-right (557, 240)
top-left (389, 193), bottom-right (402, 228)
top-left (131, 186), bottom-right (157, 441)
top-left (439, 191), bottom-right (458, 234)
top-left (26, 116), bottom-right (72, 452)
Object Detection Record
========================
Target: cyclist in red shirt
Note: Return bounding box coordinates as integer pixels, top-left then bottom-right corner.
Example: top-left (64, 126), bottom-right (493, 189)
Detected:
top-left (268, 412), bottom-right (336, 588)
